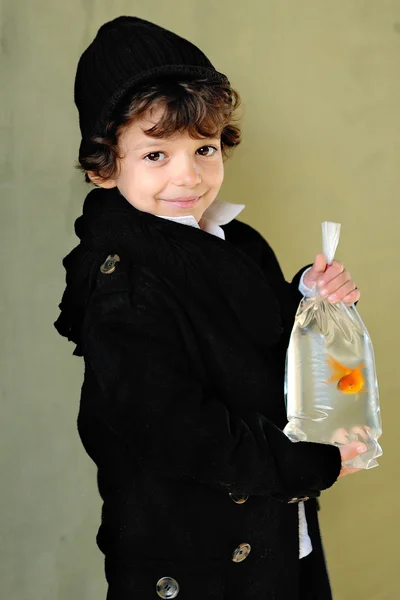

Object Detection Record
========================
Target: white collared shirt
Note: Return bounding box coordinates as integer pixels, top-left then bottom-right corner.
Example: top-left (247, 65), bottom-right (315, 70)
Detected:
top-left (157, 199), bottom-right (312, 559)
top-left (157, 198), bottom-right (246, 240)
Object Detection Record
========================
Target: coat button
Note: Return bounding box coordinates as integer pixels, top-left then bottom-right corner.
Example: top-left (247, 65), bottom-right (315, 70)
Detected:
top-left (288, 496), bottom-right (310, 504)
top-left (156, 576), bottom-right (180, 598)
top-left (100, 254), bottom-right (120, 274)
top-left (229, 493), bottom-right (249, 504)
top-left (232, 542), bottom-right (251, 563)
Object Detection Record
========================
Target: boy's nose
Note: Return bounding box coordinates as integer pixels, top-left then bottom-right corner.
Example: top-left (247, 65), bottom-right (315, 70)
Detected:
top-left (172, 157), bottom-right (202, 187)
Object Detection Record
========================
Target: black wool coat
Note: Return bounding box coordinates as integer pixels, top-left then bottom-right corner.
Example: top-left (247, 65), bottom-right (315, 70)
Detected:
top-left (55, 188), bottom-right (341, 600)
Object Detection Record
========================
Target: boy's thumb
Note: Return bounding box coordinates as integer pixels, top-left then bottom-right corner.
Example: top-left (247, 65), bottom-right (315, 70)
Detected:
top-left (312, 253), bottom-right (327, 275)
top-left (339, 441), bottom-right (367, 462)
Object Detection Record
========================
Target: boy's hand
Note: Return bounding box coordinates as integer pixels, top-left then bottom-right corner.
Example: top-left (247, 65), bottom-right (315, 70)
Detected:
top-left (338, 440), bottom-right (367, 478)
top-left (303, 253), bottom-right (360, 306)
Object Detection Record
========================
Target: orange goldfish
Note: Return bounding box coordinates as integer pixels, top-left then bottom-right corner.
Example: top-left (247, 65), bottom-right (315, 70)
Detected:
top-left (326, 355), bottom-right (365, 395)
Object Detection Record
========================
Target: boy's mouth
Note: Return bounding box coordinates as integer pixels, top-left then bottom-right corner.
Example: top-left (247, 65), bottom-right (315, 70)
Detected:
top-left (160, 196), bottom-right (201, 207)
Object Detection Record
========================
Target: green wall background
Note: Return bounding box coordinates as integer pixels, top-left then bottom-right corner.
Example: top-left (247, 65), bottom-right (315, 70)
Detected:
top-left (1, 1), bottom-right (399, 598)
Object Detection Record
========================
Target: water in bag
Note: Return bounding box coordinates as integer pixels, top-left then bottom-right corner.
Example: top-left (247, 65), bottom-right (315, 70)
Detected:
top-left (283, 222), bottom-right (382, 469)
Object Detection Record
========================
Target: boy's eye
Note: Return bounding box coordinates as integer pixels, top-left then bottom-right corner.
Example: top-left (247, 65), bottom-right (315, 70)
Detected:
top-left (144, 151), bottom-right (166, 162)
top-left (143, 146), bottom-right (217, 161)
top-left (196, 145), bottom-right (217, 157)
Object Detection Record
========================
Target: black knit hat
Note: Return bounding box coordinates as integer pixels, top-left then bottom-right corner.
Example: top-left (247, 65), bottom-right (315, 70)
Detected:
top-left (74, 16), bottom-right (229, 144)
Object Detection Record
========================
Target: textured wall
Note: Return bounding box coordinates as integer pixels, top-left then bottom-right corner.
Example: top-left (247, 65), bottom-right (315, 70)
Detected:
top-left (1, 1), bottom-right (398, 598)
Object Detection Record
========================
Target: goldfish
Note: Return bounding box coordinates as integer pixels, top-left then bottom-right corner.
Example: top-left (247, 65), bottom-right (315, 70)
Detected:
top-left (326, 355), bottom-right (365, 395)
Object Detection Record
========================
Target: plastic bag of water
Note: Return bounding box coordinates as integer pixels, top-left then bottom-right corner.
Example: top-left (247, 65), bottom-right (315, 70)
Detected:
top-left (284, 222), bottom-right (382, 469)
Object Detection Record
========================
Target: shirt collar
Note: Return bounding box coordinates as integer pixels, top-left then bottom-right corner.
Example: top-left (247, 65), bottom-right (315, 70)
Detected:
top-left (157, 199), bottom-right (246, 240)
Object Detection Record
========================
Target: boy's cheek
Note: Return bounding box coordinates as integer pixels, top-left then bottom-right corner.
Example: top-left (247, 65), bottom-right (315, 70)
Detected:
top-left (213, 165), bottom-right (225, 188)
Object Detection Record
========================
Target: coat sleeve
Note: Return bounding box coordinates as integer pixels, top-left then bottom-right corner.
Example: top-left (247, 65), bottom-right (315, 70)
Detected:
top-left (82, 262), bottom-right (341, 503)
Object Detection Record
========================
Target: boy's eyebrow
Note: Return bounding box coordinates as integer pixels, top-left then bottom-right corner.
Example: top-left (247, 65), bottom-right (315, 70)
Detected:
top-left (130, 140), bottom-right (165, 152)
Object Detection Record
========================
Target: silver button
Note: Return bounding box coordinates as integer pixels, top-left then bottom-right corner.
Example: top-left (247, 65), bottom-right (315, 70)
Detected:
top-left (232, 542), bottom-right (251, 563)
top-left (156, 576), bottom-right (180, 599)
top-left (288, 496), bottom-right (310, 504)
top-left (100, 254), bottom-right (120, 274)
top-left (229, 493), bottom-right (249, 504)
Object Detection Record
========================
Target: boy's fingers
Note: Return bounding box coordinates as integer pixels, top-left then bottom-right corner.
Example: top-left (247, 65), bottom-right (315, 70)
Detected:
top-left (352, 426), bottom-right (370, 441)
top-left (343, 289), bottom-right (360, 305)
top-left (319, 271), bottom-right (351, 296)
top-left (339, 440), bottom-right (367, 462)
top-left (326, 280), bottom-right (357, 303)
top-left (331, 428), bottom-right (350, 444)
top-left (318, 255), bottom-right (345, 285)
top-left (331, 259), bottom-right (345, 273)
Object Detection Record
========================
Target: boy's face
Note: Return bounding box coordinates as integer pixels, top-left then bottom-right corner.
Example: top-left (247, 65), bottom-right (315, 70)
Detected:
top-left (90, 107), bottom-right (224, 223)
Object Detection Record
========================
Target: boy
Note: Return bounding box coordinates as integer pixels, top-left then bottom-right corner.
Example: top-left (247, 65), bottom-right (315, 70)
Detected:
top-left (55, 16), bottom-right (364, 600)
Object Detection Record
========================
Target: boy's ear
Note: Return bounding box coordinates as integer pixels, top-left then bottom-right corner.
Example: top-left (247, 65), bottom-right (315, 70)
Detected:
top-left (87, 171), bottom-right (117, 189)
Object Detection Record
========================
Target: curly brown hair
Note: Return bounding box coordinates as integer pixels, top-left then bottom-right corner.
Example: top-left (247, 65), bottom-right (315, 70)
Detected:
top-left (77, 79), bottom-right (242, 183)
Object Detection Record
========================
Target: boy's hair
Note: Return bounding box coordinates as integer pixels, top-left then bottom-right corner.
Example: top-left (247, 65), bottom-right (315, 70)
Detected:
top-left (77, 79), bottom-right (241, 184)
